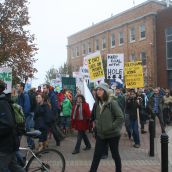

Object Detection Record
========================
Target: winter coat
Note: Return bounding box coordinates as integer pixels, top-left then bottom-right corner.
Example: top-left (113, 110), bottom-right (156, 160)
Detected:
top-left (0, 93), bottom-right (19, 153)
top-left (163, 95), bottom-right (172, 109)
top-left (71, 102), bottom-right (91, 131)
top-left (95, 97), bottom-right (124, 139)
top-left (62, 98), bottom-right (72, 117)
top-left (34, 103), bottom-right (53, 130)
top-left (18, 92), bottom-right (30, 117)
top-left (147, 94), bottom-right (163, 115)
top-left (126, 96), bottom-right (140, 120)
top-left (48, 90), bottom-right (59, 115)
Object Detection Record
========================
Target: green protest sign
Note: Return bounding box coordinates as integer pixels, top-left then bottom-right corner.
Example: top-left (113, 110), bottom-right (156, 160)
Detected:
top-left (0, 68), bottom-right (12, 93)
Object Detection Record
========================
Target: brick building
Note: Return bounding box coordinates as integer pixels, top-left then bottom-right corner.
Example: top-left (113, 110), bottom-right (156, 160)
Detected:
top-left (67, 0), bottom-right (167, 87)
top-left (156, 7), bottom-right (172, 88)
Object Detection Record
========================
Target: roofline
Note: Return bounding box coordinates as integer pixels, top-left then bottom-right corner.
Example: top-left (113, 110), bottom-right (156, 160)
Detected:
top-left (67, 12), bottom-right (157, 46)
top-left (68, 0), bottom-right (166, 38)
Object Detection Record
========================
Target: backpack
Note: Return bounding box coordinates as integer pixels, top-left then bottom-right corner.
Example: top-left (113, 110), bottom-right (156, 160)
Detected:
top-left (0, 94), bottom-right (15, 136)
top-left (12, 103), bottom-right (25, 134)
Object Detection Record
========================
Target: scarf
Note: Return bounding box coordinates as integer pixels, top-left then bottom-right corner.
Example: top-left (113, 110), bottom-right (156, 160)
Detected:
top-left (73, 103), bottom-right (83, 120)
top-left (99, 101), bottom-right (106, 114)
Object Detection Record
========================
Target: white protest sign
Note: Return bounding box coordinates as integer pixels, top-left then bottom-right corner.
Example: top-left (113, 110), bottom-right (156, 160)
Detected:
top-left (107, 54), bottom-right (124, 80)
top-left (0, 68), bottom-right (12, 93)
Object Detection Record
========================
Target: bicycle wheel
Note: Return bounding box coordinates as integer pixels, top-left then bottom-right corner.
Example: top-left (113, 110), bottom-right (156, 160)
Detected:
top-left (26, 148), bottom-right (65, 172)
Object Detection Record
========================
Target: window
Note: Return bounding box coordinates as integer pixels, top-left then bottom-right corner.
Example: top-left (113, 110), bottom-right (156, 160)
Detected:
top-left (102, 35), bottom-right (106, 49)
top-left (130, 27), bottom-right (136, 42)
top-left (88, 42), bottom-right (92, 53)
top-left (111, 33), bottom-right (115, 47)
top-left (119, 32), bottom-right (124, 45)
top-left (166, 27), bottom-right (172, 70)
top-left (140, 24), bottom-right (146, 39)
top-left (71, 48), bottom-right (75, 58)
top-left (82, 44), bottom-right (86, 55)
top-left (95, 39), bottom-right (99, 50)
top-left (140, 52), bottom-right (147, 65)
top-left (130, 53), bottom-right (135, 61)
top-left (76, 47), bottom-right (79, 57)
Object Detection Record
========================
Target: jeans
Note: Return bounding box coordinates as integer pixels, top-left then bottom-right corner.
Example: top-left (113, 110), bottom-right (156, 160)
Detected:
top-left (39, 128), bottom-right (48, 142)
top-left (90, 136), bottom-right (121, 172)
top-left (74, 131), bottom-right (91, 151)
top-left (25, 113), bottom-right (35, 148)
top-left (130, 119), bottom-right (140, 145)
top-left (153, 113), bottom-right (165, 133)
top-left (0, 152), bottom-right (25, 172)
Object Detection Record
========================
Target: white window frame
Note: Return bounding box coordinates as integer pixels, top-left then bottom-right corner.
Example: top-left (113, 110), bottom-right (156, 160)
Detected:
top-left (130, 53), bottom-right (135, 62)
top-left (140, 51), bottom-right (147, 66)
top-left (130, 27), bottom-right (136, 42)
top-left (76, 47), bottom-right (79, 57)
top-left (140, 24), bottom-right (146, 40)
top-left (119, 32), bottom-right (124, 45)
top-left (102, 35), bottom-right (106, 50)
top-left (111, 33), bottom-right (115, 48)
top-left (82, 44), bottom-right (86, 55)
top-left (95, 39), bottom-right (99, 51)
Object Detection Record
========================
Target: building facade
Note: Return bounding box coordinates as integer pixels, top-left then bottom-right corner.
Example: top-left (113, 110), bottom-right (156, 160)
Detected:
top-left (67, 0), bottom-right (167, 87)
top-left (156, 7), bottom-right (172, 88)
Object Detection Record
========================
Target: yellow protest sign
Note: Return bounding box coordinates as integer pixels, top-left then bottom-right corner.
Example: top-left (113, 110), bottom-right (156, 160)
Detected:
top-left (87, 53), bottom-right (105, 82)
top-left (124, 61), bottom-right (144, 88)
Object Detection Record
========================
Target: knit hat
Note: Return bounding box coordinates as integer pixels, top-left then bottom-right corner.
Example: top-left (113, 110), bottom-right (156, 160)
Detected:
top-left (96, 82), bottom-right (110, 93)
top-left (0, 80), bottom-right (6, 93)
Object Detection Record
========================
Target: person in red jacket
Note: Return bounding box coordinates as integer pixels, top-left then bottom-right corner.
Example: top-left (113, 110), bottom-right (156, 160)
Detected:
top-left (71, 94), bottom-right (91, 154)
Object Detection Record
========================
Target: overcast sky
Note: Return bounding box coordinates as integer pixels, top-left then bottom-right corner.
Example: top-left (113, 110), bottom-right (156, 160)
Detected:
top-left (28, 0), bottom-right (148, 86)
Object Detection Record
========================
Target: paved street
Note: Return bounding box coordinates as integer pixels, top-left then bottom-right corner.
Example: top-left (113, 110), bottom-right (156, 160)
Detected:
top-left (41, 121), bottom-right (172, 172)
top-left (21, 121), bottom-right (172, 172)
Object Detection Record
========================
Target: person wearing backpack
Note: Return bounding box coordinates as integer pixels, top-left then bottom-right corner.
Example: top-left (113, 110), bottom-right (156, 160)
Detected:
top-left (17, 82), bottom-right (35, 149)
top-left (0, 80), bottom-right (25, 172)
top-left (89, 83), bottom-right (123, 172)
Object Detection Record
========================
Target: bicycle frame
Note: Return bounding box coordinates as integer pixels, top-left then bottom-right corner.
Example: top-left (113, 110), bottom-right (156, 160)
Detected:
top-left (19, 147), bottom-right (49, 171)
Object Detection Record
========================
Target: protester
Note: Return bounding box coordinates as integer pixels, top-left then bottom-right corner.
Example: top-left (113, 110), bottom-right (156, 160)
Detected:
top-left (34, 93), bottom-right (53, 151)
top-left (71, 94), bottom-right (91, 154)
top-left (89, 83), bottom-right (123, 172)
top-left (147, 87), bottom-right (165, 133)
top-left (61, 94), bottom-right (72, 134)
top-left (0, 80), bottom-right (25, 172)
top-left (137, 89), bottom-right (147, 134)
top-left (126, 90), bottom-right (141, 148)
top-left (43, 84), bottom-right (64, 146)
top-left (163, 89), bottom-right (172, 126)
top-left (17, 82), bottom-right (35, 149)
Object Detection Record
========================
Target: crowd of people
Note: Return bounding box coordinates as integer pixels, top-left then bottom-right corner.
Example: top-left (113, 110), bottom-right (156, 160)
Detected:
top-left (0, 79), bottom-right (172, 172)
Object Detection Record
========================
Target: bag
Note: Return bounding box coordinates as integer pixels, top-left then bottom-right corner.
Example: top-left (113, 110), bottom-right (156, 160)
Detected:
top-left (12, 103), bottom-right (25, 134)
top-left (0, 96), bottom-right (15, 136)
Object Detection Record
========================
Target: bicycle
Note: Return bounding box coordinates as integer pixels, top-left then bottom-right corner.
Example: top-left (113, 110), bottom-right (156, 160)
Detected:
top-left (19, 130), bottom-right (66, 172)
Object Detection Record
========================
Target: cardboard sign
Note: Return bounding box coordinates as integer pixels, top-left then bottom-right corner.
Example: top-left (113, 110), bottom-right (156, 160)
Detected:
top-left (62, 77), bottom-right (76, 96)
top-left (124, 61), bottom-right (144, 88)
top-left (107, 54), bottom-right (124, 80)
top-left (50, 78), bottom-right (62, 93)
top-left (0, 68), bottom-right (12, 93)
top-left (87, 52), bottom-right (105, 82)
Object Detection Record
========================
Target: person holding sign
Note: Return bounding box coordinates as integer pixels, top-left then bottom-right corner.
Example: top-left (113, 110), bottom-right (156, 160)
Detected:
top-left (126, 90), bottom-right (141, 148)
top-left (89, 83), bottom-right (123, 172)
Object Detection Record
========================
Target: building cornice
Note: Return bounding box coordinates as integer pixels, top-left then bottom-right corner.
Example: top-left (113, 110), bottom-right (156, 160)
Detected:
top-left (68, 12), bottom-right (157, 47)
top-left (67, 0), bottom-right (166, 39)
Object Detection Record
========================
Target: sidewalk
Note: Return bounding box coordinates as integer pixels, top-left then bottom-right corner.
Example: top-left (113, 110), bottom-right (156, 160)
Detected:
top-left (46, 122), bottom-right (163, 172)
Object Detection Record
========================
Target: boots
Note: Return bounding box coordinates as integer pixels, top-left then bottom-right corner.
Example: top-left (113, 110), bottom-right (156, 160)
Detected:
top-left (43, 141), bottom-right (48, 149)
top-left (37, 142), bottom-right (43, 151)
